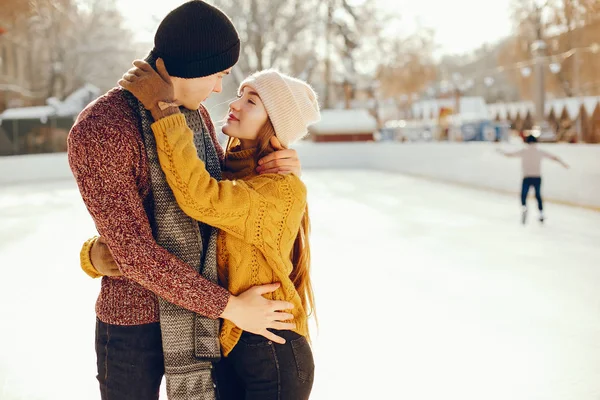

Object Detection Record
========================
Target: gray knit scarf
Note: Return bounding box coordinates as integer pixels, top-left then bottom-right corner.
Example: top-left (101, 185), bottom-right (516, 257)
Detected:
top-left (124, 61), bottom-right (222, 399)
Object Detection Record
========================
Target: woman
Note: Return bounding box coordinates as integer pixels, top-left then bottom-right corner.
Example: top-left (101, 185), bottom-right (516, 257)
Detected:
top-left (81, 61), bottom-right (320, 400)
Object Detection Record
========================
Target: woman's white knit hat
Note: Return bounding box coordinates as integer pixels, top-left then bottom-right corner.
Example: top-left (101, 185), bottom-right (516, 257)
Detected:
top-left (239, 69), bottom-right (321, 147)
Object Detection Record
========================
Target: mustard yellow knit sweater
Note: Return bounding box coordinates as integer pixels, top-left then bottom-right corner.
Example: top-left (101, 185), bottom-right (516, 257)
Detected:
top-left (81, 113), bottom-right (309, 356)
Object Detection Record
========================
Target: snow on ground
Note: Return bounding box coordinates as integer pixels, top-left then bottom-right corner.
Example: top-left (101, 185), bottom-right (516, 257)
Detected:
top-left (1, 170), bottom-right (599, 400)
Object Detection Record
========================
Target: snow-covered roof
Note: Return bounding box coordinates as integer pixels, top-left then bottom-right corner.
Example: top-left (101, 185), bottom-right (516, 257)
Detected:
top-left (486, 101), bottom-right (533, 120)
top-left (0, 84), bottom-right (100, 122)
top-left (563, 98), bottom-right (580, 119)
top-left (511, 101), bottom-right (534, 119)
top-left (309, 109), bottom-right (377, 134)
top-left (0, 106), bottom-right (56, 121)
top-left (582, 97), bottom-right (600, 115)
top-left (57, 83), bottom-right (100, 116)
top-left (412, 97), bottom-right (489, 121)
top-left (488, 97), bottom-right (600, 121)
top-left (412, 99), bottom-right (448, 119)
top-left (504, 103), bottom-right (518, 119)
top-left (545, 101), bottom-right (554, 116)
top-left (487, 104), bottom-right (509, 120)
top-left (459, 97), bottom-right (490, 120)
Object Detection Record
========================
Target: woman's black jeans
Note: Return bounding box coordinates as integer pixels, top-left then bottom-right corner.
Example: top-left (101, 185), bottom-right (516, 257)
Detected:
top-left (215, 330), bottom-right (315, 400)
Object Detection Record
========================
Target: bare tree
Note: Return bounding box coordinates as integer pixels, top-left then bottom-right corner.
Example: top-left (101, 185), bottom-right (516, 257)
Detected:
top-left (0, 0), bottom-right (32, 24)
top-left (209, 0), bottom-right (397, 109)
top-left (547, 0), bottom-right (600, 96)
top-left (0, 0), bottom-right (138, 103)
top-left (210, 0), bottom-right (320, 85)
top-left (501, 0), bottom-right (600, 98)
top-left (319, 0), bottom-right (393, 108)
top-left (63, 0), bottom-right (142, 95)
top-left (376, 29), bottom-right (438, 113)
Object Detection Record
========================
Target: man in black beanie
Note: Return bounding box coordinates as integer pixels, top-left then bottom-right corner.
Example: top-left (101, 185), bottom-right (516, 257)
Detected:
top-left (68, 2), bottom-right (302, 399)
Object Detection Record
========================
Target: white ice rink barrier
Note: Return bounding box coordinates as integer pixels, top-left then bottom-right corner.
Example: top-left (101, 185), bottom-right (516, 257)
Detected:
top-left (1, 142), bottom-right (599, 209)
top-left (295, 142), bottom-right (600, 210)
top-left (0, 153), bottom-right (72, 186)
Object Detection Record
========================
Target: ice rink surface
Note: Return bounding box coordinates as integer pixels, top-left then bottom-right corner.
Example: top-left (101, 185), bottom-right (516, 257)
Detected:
top-left (1, 170), bottom-right (599, 400)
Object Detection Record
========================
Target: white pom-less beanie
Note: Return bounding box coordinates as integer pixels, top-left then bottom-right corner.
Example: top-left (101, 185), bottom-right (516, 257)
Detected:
top-left (239, 69), bottom-right (321, 147)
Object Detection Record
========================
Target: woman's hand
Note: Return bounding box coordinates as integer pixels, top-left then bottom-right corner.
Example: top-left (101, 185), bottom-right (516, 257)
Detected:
top-left (118, 58), bottom-right (180, 120)
top-left (220, 283), bottom-right (296, 344)
top-left (90, 237), bottom-right (122, 277)
top-left (257, 137), bottom-right (302, 176)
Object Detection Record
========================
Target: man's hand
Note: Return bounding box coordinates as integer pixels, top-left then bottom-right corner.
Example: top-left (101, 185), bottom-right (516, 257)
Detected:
top-left (118, 58), bottom-right (180, 120)
top-left (220, 283), bottom-right (296, 344)
top-left (257, 137), bottom-right (302, 176)
top-left (90, 237), bottom-right (122, 277)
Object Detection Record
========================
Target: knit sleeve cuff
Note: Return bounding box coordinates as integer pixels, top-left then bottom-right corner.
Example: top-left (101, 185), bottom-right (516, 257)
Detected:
top-left (80, 236), bottom-right (102, 279)
top-left (151, 113), bottom-right (187, 135)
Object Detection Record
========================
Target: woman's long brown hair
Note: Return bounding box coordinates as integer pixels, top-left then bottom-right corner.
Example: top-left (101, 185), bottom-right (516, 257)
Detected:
top-left (225, 120), bottom-right (316, 325)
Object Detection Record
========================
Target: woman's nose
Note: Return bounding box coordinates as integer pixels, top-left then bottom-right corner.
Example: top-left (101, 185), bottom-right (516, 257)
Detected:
top-left (229, 98), bottom-right (241, 111)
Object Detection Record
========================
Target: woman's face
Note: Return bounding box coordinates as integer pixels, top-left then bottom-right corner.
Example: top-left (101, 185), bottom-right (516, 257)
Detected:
top-left (221, 86), bottom-right (268, 145)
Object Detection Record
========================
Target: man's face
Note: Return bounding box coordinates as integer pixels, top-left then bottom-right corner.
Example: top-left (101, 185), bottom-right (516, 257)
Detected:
top-left (172, 68), bottom-right (232, 110)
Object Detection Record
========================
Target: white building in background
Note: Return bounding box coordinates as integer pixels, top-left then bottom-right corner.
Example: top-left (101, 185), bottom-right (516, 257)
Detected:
top-left (486, 97), bottom-right (600, 143)
top-left (411, 97), bottom-right (490, 122)
top-left (486, 97), bottom-right (600, 123)
top-left (0, 84), bottom-right (100, 155)
top-left (309, 109), bottom-right (377, 142)
top-left (0, 84), bottom-right (100, 122)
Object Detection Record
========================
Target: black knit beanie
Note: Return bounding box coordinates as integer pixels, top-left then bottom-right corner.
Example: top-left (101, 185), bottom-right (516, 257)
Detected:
top-left (525, 134), bottom-right (538, 144)
top-left (150, 1), bottom-right (240, 79)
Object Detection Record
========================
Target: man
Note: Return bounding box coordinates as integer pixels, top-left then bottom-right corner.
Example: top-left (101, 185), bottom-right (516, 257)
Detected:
top-left (68, 2), bottom-right (300, 399)
top-left (497, 133), bottom-right (569, 224)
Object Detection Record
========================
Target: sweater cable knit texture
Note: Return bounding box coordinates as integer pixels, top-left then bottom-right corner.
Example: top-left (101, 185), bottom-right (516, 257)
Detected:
top-left (69, 88), bottom-right (228, 326)
top-left (150, 113), bottom-right (309, 356)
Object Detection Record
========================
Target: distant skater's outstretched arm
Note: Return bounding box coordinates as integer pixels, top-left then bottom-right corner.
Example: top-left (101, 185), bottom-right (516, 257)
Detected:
top-left (496, 148), bottom-right (523, 158)
top-left (542, 151), bottom-right (570, 169)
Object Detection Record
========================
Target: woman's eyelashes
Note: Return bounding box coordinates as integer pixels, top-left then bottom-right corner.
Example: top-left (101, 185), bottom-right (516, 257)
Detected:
top-left (236, 93), bottom-right (255, 105)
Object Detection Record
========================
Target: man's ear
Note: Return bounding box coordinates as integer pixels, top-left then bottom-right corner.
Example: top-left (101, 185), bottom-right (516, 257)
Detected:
top-left (156, 58), bottom-right (172, 83)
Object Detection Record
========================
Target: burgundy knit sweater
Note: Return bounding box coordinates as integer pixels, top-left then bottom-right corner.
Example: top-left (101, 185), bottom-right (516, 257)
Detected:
top-left (68, 88), bottom-right (229, 325)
